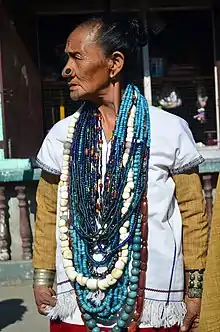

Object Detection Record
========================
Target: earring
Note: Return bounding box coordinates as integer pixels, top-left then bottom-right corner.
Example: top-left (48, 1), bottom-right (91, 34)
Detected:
top-left (65, 68), bottom-right (72, 75)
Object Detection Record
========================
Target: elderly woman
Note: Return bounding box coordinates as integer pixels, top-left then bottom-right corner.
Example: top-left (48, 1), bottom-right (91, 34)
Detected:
top-left (33, 16), bottom-right (208, 332)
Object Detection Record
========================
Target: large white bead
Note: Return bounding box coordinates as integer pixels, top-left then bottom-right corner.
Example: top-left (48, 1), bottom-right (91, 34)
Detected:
top-left (98, 278), bottom-right (109, 291)
top-left (111, 268), bottom-right (123, 280)
top-left (121, 256), bottom-right (128, 264)
top-left (60, 199), bottom-right (68, 207)
top-left (124, 220), bottom-right (130, 228)
top-left (61, 169), bottom-right (68, 175)
top-left (121, 249), bottom-right (129, 257)
top-left (123, 186), bottom-right (130, 194)
top-left (76, 273), bottom-right (84, 286)
top-left (68, 127), bottom-right (75, 134)
top-left (128, 170), bottom-right (134, 179)
top-left (123, 201), bottom-right (131, 209)
top-left (119, 227), bottom-right (127, 234)
top-left (120, 234), bottom-right (128, 242)
top-left (86, 279), bottom-right (98, 291)
top-left (60, 174), bottom-right (68, 182)
top-left (63, 249), bottom-right (72, 259)
top-left (63, 258), bottom-right (73, 268)
top-left (73, 111), bottom-right (80, 119)
top-left (61, 240), bottom-right (69, 247)
top-left (59, 226), bottom-right (68, 234)
top-left (62, 160), bottom-right (69, 167)
top-left (81, 276), bottom-right (89, 286)
top-left (65, 267), bottom-right (77, 281)
top-left (61, 191), bottom-right (68, 199)
top-left (121, 207), bottom-right (128, 215)
top-left (63, 155), bottom-right (70, 161)
top-left (127, 181), bottom-right (134, 190)
top-left (60, 185), bottom-right (68, 191)
top-left (115, 259), bottom-right (125, 270)
top-left (59, 219), bottom-right (66, 227)
top-left (60, 207), bottom-right (68, 213)
top-left (60, 233), bottom-right (68, 241)
top-left (122, 243), bottom-right (128, 249)
top-left (61, 246), bottom-right (69, 253)
top-left (122, 192), bottom-right (130, 200)
top-left (106, 274), bottom-right (117, 286)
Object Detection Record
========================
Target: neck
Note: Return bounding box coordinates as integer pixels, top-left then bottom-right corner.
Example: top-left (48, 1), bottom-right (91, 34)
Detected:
top-left (96, 82), bottom-right (123, 141)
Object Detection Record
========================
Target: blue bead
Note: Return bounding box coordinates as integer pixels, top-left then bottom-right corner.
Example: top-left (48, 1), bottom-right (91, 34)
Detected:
top-left (132, 244), bottom-right (141, 252)
top-left (133, 236), bottom-right (141, 244)
top-left (130, 275), bottom-right (139, 283)
top-left (92, 328), bottom-right (100, 332)
top-left (128, 291), bottom-right (137, 299)
top-left (130, 283), bottom-right (138, 291)
top-left (133, 252), bottom-right (141, 260)
top-left (132, 260), bottom-right (140, 268)
top-left (125, 304), bottom-right (134, 314)
top-left (84, 313), bottom-right (92, 321)
top-left (127, 298), bottom-right (136, 305)
top-left (131, 268), bottom-right (140, 276)
top-left (117, 319), bottom-right (126, 328)
top-left (111, 327), bottom-right (121, 332)
top-left (121, 312), bottom-right (130, 321)
top-left (87, 319), bottom-right (96, 329)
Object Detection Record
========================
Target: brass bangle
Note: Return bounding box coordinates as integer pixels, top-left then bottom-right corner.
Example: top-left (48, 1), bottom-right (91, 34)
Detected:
top-left (33, 268), bottom-right (55, 287)
top-left (187, 269), bottom-right (204, 298)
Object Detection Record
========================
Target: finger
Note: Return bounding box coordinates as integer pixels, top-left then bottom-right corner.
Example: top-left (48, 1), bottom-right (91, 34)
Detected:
top-left (49, 288), bottom-right (56, 297)
top-left (37, 293), bottom-right (57, 307)
top-left (180, 313), bottom-right (195, 331)
top-left (37, 304), bottom-right (47, 316)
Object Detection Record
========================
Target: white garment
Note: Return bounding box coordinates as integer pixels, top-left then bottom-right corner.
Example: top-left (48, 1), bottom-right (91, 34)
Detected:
top-left (36, 106), bottom-right (204, 328)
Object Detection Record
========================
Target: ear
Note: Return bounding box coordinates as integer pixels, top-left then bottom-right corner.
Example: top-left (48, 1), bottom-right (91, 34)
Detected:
top-left (108, 51), bottom-right (125, 79)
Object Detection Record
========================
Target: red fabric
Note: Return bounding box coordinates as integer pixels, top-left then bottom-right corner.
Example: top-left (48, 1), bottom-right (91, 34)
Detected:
top-left (50, 321), bottom-right (179, 332)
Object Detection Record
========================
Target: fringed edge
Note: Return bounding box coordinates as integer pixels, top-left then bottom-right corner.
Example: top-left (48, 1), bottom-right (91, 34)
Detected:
top-left (45, 291), bottom-right (77, 321)
top-left (141, 300), bottom-right (186, 328)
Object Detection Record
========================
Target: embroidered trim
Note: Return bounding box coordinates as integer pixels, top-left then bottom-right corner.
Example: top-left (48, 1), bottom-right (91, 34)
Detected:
top-left (145, 287), bottom-right (184, 293)
top-left (35, 157), bottom-right (61, 175)
top-left (170, 155), bottom-right (204, 175)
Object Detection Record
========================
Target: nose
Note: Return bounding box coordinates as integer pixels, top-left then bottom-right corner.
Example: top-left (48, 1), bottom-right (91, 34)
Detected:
top-left (62, 65), bottom-right (74, 78)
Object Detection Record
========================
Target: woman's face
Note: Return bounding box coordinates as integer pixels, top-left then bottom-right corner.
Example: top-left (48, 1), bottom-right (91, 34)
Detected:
top-left (62, 25), bottom-right (111, 102)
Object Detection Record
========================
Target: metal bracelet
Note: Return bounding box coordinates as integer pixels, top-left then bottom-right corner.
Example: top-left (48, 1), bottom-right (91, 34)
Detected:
top-left (33, 268), bottom-right (55, 287)
top-left (187, 269), bottom-right (205, 298)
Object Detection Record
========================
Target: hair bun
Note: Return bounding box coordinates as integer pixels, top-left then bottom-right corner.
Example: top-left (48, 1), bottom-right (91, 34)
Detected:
top-left (128, 19), bottom-right (148, 47)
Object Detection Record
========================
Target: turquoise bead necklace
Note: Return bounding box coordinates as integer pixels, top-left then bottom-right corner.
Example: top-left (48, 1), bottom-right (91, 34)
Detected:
top-left (67, 84), bottom-right (150, 331)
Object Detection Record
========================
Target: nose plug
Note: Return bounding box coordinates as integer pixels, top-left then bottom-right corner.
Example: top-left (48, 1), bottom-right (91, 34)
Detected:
top-left (65, 68), bottom-right (72, 75)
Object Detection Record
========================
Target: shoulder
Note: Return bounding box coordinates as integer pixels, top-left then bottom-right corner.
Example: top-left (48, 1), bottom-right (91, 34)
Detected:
top-left (47, 115), bottom-right (74, 143)
top-left (149, 105), bottom-right (188, 133)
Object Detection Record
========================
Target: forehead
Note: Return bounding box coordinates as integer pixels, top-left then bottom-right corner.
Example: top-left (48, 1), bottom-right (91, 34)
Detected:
top-left (65, 25), bottom-right (101, 54)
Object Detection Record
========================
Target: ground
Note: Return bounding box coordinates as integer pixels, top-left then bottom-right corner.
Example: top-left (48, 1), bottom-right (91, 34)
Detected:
top-left (0, 282), bottom-right (48, 332)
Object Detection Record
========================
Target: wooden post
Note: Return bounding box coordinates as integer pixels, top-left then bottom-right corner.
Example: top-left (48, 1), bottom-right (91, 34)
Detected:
top-left (202, 175), bottom-right (213, 226)
top-left (0, 185), bottom-right (10, 260)
top-left (15, 186), bottom-right (32, 260)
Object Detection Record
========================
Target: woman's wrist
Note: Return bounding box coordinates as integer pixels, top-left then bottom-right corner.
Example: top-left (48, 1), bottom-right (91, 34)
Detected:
top-left (33, 268), bottom-right (56, 288)
top-left (185, 269), bottom-right (205, 298)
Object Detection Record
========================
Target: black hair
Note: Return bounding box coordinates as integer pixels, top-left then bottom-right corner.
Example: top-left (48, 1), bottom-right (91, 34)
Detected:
top-left (80, 15), bottom-right (148, 84)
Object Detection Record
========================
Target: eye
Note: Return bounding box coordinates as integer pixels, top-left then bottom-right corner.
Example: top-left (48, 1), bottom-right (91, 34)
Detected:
top-left (68, 52), bottom-right (82, 60)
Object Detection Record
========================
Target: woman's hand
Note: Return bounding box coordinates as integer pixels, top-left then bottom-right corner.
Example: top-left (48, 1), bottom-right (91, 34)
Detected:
top-left (180, 296), bottom-right (201, 332)
top-left (34, 285), bottom-right (56, 315)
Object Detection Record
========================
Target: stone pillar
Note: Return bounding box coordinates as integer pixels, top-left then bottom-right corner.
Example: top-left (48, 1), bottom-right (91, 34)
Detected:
top-left (0, 185), bottom-right (10, 260)
top-left (15, 186), bottom-right (32, 260)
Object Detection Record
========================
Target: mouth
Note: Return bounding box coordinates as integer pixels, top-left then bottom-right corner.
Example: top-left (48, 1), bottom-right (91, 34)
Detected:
top-left (68, 83), bottom-right (78, 91)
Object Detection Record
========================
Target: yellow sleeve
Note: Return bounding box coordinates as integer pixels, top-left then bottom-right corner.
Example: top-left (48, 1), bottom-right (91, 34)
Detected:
top-left (32, 171), bottom-right (59, 270)
top-left (173, 171), bottom-right (208, 270)
top-left (199, 176), bottom-right (220, 331)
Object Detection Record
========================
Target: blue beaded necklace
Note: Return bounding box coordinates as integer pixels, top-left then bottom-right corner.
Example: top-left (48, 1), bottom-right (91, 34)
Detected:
top-left (68, 84), bottom-right (150, 331)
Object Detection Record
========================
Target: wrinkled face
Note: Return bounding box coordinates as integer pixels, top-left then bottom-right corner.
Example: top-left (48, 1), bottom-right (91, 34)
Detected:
top-left (62, 25), bottom-right (111, 101)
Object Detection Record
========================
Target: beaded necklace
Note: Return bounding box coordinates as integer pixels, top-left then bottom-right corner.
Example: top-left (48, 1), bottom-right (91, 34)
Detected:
top-left (58, 84), bottom-right (150, 331)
